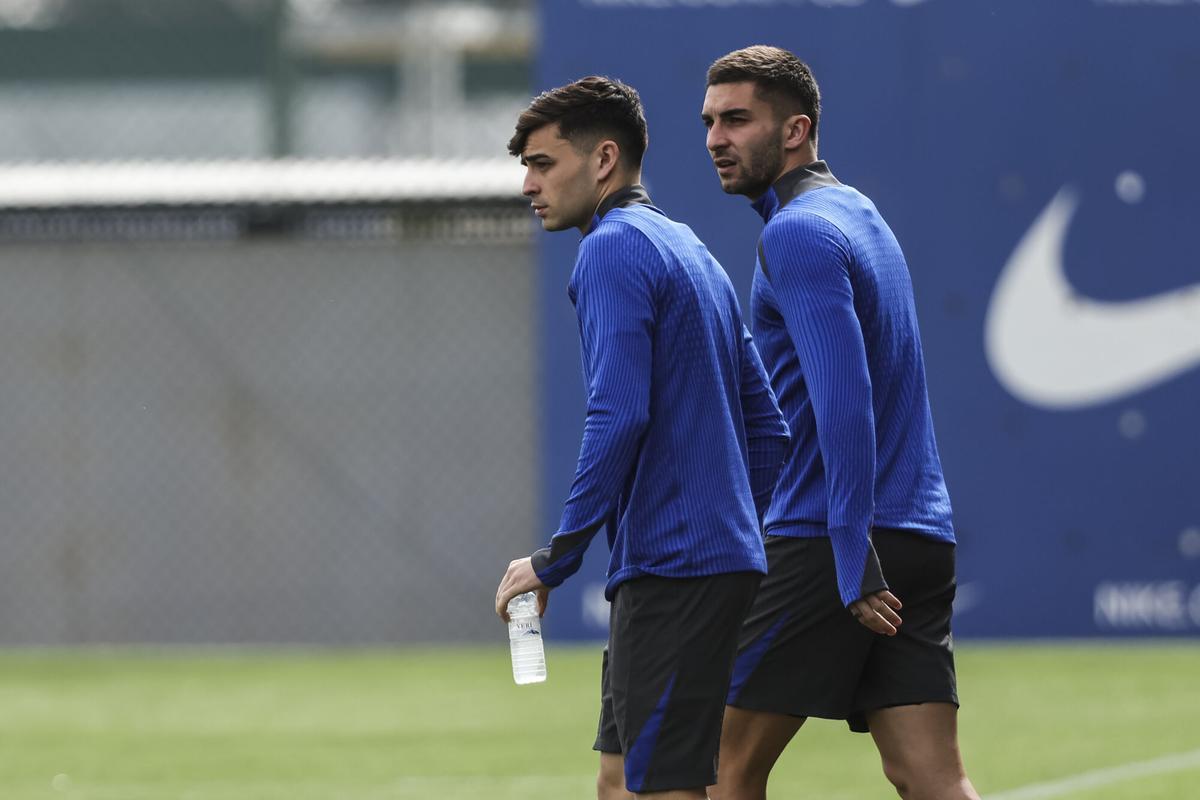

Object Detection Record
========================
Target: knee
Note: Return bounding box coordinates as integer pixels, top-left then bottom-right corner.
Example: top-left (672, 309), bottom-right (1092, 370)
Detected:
top-left (880, 755), bottom-right (914, 799)
top-left (881, 754), bottom-right (974, 800)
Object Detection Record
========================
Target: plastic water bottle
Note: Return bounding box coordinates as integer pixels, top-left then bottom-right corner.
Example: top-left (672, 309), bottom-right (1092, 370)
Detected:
top-left (507, 592), bottom-right (547, 685)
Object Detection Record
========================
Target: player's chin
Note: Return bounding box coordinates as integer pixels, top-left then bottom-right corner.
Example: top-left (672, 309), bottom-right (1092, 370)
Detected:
top-left (717, 174), bottom-right (747, 195)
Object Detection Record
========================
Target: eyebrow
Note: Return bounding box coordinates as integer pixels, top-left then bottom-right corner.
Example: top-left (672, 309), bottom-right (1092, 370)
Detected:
top-left (701, 107), bottom-right (752, 123)
top-left (521, 153), bottom-right (552, 166)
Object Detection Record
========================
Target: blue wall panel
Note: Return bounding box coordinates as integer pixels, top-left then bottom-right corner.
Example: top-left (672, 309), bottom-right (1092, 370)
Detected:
top-left (535, 0), bottom-right (1200, 639)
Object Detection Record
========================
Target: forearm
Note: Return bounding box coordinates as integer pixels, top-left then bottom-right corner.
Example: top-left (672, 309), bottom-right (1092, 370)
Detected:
top-left (532, 410), bottom-right (648, 586)
top-left (813, 392), bottom-right (879, 605)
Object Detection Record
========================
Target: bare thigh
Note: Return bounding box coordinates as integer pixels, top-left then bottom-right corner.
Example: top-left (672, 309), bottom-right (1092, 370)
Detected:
top-left (868, 703), bottom-right (979, 800)
top-left (708, 706), bottom-right (806, 800)
top-left (598, 752), bottom-right (633, 800)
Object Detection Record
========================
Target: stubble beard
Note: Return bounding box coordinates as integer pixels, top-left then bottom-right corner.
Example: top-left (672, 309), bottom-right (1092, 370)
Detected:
top-left (724, 136), bottom-right (785, 199)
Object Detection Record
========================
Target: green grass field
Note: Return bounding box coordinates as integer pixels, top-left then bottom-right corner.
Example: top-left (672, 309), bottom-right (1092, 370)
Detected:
top-left (1, 644), bottom-right (1197, 799)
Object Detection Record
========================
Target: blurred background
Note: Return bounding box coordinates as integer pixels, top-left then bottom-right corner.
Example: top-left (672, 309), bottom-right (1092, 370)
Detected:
top-left (0, 0), bottom-right (531, 161)
top-left (0, 0), bottom-right (536, 645)
top-left (0, 0), bottom-right (1194, 646)
top-left (0, 1), bottom-right (1197, 797)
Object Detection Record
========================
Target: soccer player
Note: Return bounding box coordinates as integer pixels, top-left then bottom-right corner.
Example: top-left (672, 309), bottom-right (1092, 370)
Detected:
top-left (494, 76), bottom-right (790, 800)
top-left (699, 47), bottom-right (980, 800)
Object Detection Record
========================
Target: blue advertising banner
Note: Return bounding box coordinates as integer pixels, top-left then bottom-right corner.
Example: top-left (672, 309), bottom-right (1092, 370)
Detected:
top-left (534, 0), bottom-right (1200, 639)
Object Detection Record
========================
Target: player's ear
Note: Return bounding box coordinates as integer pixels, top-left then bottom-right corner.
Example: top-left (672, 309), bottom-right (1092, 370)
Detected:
top-left (595, 139), bottom-right (621, 182)
top-left (783, 114), bottom-right (811, 151)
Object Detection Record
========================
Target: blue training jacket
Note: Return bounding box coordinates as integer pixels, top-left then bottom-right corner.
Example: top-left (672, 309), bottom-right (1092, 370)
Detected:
top-left (749, 162), bottom-right (955, 607)
top-left (531, 185), bottom-right (789, 599)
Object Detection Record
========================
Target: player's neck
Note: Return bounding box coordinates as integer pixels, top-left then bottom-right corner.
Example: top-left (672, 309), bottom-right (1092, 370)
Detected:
top-left (597, 169), bottom-right (642, 202)
top-left (580, 171), bottom-right (644, 234)
top-left (775, 145), bottom-right (819, 183)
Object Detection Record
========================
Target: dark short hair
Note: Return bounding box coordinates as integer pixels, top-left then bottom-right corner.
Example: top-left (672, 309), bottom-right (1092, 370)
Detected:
top-left (707, 46), bottom-right (820, 143)
top-left (507, 76), bottom-right (649, 168)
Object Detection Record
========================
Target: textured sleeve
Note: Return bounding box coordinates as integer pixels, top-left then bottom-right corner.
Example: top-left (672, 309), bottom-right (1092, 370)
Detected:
top-left (739, 325), bottom-right (790, 525)
top-left (530, 227), bottom-right (657, 587)
top-left (761, 212), bottom-right (885, 606)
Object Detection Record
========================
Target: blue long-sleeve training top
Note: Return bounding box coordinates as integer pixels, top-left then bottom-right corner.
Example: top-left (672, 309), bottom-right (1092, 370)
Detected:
top-left (749, 162), bottom-right (955, 607)
top-left (531, 185), bottom-right (790, 599)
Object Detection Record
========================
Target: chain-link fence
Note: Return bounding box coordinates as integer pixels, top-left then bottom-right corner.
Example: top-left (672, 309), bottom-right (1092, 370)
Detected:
top-left (0, 195), bottom-right (537, 644)
top-left (0, 0), bottom-right (541, 644)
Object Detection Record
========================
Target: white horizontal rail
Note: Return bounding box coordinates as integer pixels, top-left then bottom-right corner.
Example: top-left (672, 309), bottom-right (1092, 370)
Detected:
top-left (0, 158), bottom-right (525, 208)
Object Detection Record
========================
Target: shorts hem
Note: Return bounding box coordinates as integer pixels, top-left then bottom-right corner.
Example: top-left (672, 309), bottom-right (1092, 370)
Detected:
top-left (848, 697), bottom-right (962, 733)
top-left (727, 696), bottom-right (851, 722)
top-left (632, 772), bottom-right (717, 794)
top-left (852, 695), bottom-right (961, 719)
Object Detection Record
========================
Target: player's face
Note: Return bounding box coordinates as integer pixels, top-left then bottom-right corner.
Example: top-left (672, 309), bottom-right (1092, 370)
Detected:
top-left (701, 81), bottom-right (786, 199)
top-left (521, 124), bottom-right (600, 233)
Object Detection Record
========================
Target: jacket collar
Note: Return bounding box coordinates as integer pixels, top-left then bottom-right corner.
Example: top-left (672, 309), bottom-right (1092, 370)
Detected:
top-left (751, 161), bottom-right (840, 223)
top-left (585, 184), bottom-right (653, 235)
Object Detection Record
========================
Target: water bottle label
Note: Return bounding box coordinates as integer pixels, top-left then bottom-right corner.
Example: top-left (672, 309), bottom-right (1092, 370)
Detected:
top-left (508, 617), bottom-right (541, 640)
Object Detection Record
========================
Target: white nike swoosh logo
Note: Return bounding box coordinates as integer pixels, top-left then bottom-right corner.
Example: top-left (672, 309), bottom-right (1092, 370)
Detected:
top-left (985, 188), bottom-right (1200, 409)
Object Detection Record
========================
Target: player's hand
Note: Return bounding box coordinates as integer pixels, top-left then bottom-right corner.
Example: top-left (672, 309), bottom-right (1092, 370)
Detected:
top-left (495, 557), bottom-right (549, 622)
top-left (849, 590), bottom-right (903, 636)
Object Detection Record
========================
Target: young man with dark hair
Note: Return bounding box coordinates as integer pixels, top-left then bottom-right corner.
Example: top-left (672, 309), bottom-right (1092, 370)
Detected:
top-left (700, 46), bottom-right (980, 800)
top-left (495, 75), bottom-right (790, 800)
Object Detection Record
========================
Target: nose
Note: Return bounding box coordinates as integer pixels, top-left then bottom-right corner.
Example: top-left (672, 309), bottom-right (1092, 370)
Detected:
top-left (706, 123), bottom-right (728, 154)
top-left (522, 169), bottom-right (538, 198)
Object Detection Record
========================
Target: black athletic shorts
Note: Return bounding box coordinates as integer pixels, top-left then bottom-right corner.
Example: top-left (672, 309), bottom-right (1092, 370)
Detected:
top-left (726, 529), bottom-right (958, 733)
top-left (594, 571), bottom-right (761, 794)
